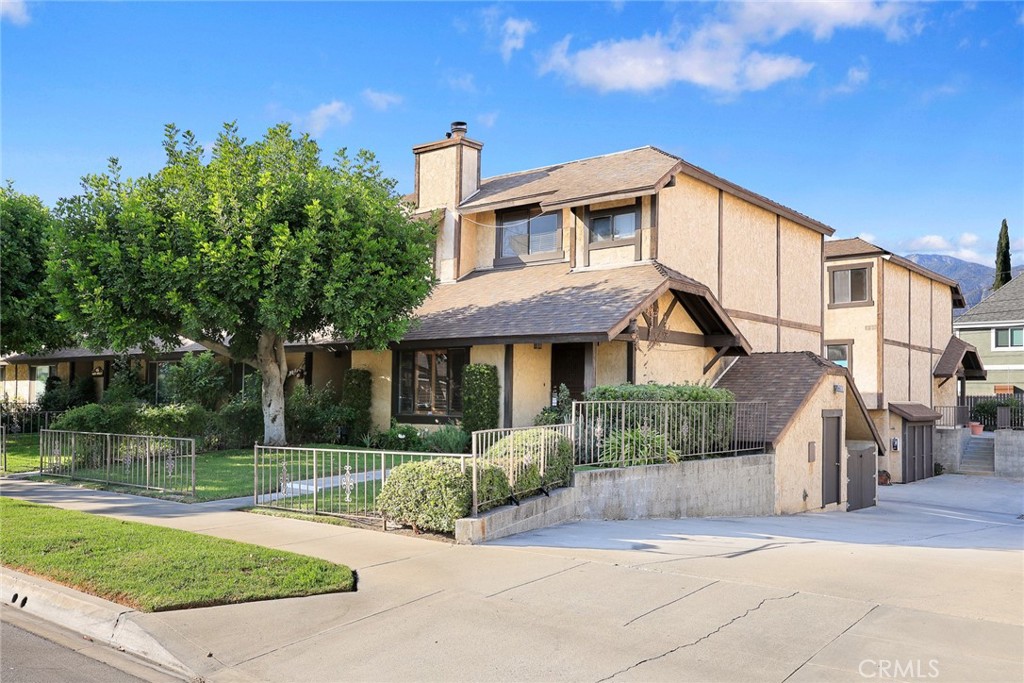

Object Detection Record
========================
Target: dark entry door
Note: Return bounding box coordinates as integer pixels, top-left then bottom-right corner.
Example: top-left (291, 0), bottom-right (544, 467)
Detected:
top-left (847, 447), bottom-right (876, 511)
top-left (822, 416), bottom-right (842, 506)
top-left (902, 423), bottom-right (934, 483)
top-left (551, 343), bottom-right (586, 400)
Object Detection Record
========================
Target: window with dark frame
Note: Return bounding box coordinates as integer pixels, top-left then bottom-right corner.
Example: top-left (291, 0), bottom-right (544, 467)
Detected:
top-left (826, 344), bottom-right (850, 368)
top-left (830, 267), bottom-right (870, 305)
top-left (590, 205), bottom-right (637, 243)
top-left (496, 207), bottom-right (560, 262)
top-left (397, 348), bottom-right (468, 417)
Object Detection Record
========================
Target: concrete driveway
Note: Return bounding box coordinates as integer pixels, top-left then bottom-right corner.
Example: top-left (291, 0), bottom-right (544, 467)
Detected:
top-left (2, 474), bottom-right (1021, 682)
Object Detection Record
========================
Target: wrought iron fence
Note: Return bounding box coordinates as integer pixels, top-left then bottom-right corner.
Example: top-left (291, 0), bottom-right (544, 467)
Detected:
top-left (1, 425), bottom-right (6, 471)
top-left (1, 404), bottom-right (65, 434)
top-left (572, 400), bottom-right (768, 467)
top-left (39, 430), bottom-right (196, 496)
top-left (253, 445), bottom-right (469, 518)
top-left (470, 424), bottom-right (574, 515)
top-left (935, 405), bottom-right (970, 428)
top-left (996, 405), bottom-right (1024, 430)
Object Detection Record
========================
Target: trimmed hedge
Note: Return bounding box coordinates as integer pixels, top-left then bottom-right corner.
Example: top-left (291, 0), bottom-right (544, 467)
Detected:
top-left (52, 402), bottom-right (140, 434)
top-left (584, 383), bottom-right (734, 403)
top-left (484, 428), bottom-right (573, 498)
top-left (377, 459), bottom-right (471, 533)
top-left (340, 368), bottom-right (372, 443)
top-left (462, 364), bottom-right (499, 434)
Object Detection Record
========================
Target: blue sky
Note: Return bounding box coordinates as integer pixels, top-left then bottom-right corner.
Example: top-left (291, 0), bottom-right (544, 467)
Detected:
top-left (3, 1), bottom-right (1022, 264)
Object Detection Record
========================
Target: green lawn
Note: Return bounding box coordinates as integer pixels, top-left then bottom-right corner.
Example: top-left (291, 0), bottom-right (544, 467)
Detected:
top-left (0, 497), bottom-right (354, 611)
top-left (2, 433), bottom-right (40, 473)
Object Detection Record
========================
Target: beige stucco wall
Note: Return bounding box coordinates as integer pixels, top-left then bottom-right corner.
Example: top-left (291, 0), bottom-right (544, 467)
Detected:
top-left (823, 255), bottom-right (881, 404)
top-left (588, 244), bottom-right (634, 267)
top-left (932, 376), bottom-right (957, 407)
top-left (435, 210), bottom-right (458, 282)
top-left (461, 147), bottom-right (479, 203)
top-left (735, 319), bottom-right (778, 355)
top-left (884, 345), bottom-right (910, 403)
top-left (470, 345), bottom-right (506, 427)
top-left (932, 282), bottom-right (953, 349)
top-left (655, 173), bottom-right (719, 291)
top-left (780, 328), bottom-right (822, 354)
top-left (311, 351), bottom-right (348, 394)
top-left (721, 194), bottom-right (777, 320)
top-left (910, 349), bottom-right (933, 406)
top-left (351, 350), bottom-right (392, 432)
top-left (417, 146), bottom-right (458, 211)
top-left (634, 291), bottom-right (720, 383)
top-left (909, 271), bottom-right (932, 349)
top-left (774, 376), bottom-right (849, 514)
top-left (596, 341), bottom-right (628, 386)
top-left (883, 260), bottom-right (910, 342)
top-left (779, 218), bottom-right (822, 328)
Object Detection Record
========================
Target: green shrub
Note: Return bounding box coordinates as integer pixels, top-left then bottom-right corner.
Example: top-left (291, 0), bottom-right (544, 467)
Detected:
top-left (39, 375), bottom-right (96, 412)
top-left (599, 427), bottom-right (680, 467)
top-left (584, 383), bottom-right (734, 403)
top-left (52, 402), bottom-right (140, 434)
top-left (371, 420), bottom-right (423, 451)
top-left (339, 369), bottom-right (372, 444)
top-left (476, 463), bottom-right (513, 512)
top-left (421, 424), bottom-right (471, 454)
top-left (286, 384), bottom-right (343, 443)
top-left (376, 459), bottom-right (471, 533)
top-left (163, 352), bottom-right (229, 410)
top-left (533, 384), bottom-right (573, 426)
top-left (135, 403), bottom-right (211, 440)
top-left (484, 428), bottom-right (573, 498)
top-left (971, 398), bottom-right (1022, 429)
top-left (102, 357), bottom-right (151, 404)
top-left (462, 364), bottom-right (499, 434)
top-left (212, 398), bottom-right (263, 448)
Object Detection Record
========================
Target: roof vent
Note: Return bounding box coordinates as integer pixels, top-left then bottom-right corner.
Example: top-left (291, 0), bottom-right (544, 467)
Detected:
top-left (450, 121), bottom-right (468, 138)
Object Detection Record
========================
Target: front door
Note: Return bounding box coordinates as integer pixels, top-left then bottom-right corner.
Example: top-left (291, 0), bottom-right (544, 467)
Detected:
top-left (822, 416), bottom-right (842, 506)
top-left (551, 343), bottom-right (586, 400)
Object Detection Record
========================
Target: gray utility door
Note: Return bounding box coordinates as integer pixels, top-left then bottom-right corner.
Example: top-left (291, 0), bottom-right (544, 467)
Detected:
top-left (902, 422), bottom-right (934, 483)
top-left (847, 447), bottom-right (877, 511)
top-left (822, 416), bottom-right (842, 507)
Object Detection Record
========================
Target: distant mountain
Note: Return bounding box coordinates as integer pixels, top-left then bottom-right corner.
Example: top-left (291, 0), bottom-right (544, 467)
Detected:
top-left (904, 254), bottom-right (1024, 309)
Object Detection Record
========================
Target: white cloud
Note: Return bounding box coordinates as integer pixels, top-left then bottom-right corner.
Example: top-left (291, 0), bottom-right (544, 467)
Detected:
top-left (303, 100), bottom-right (353, 136)
top-left (541, 1), bottom-right (917, 94)
top-left (1012, 238), bottom-right (1024, 251)
top-left (362, 89), bottom-right (403, 112)
top-left (832, 61), bottom-right (870, 94)
top-left (500, 17), bottom-right (536, 62)
top-left (958, 232), bottom-right (979, 247)
top-left (921, 81), bottom-right (961, 103)
top-left (477, 112), bottom-right (499, 128)
top-left (858, 232), bottom-right (877, 243)
top-left (908, 235), bottom-right (954, 251)
top-left (444, 71), bottom-right (477, 92)
top-left (1, 0), bottom-right (30, 26)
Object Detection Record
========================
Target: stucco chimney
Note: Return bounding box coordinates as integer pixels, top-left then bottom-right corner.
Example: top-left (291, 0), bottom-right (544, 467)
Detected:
top-left (412, 121), bottom-right (482, 211)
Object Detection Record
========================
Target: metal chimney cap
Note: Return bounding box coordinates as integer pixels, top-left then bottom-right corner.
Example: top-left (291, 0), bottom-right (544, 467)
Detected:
top-left (450, 121), bottom-right (468, 136)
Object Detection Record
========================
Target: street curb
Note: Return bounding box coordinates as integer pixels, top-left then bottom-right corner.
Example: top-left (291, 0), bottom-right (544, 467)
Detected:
top-left (1, 567), bottom-right (197, 681)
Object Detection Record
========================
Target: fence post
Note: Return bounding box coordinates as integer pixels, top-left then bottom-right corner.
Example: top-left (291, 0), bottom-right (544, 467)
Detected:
top-left (106, 433), bottom-right (112, 483)
top-left (253, 442), bottom-right (258, 507)
top-left (312, 448), bottom-right (318, 514)
top-left (145, 435), bottom-right (152, 489)
top-left (997, 405), bottom-right (1010, 430)
top-left (190, 438), bottom-right (196, 498)
top-left (471, 432), bottom-right (479, 517)
top-left (70, 432), bottom-right (76, 479)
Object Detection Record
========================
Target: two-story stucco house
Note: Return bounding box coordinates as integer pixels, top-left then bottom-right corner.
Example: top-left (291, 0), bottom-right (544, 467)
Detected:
top-left (823, 237), bottom-right (985, 483)
top-left (953, 273), bottom-right (1024, 396)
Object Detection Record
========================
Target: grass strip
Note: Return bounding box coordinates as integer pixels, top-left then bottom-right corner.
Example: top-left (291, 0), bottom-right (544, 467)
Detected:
top-left (2, 433), bottom-right (40, 473)
top-left (0, 498), bottom-right (354, 611)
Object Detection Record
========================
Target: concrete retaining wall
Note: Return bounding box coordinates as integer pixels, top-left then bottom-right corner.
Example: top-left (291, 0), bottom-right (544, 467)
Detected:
top-left (456, 453), bottom-right (775, 544)
top-left (934, 427), bottom-right (970, 473)
top-left (994, 430), bottom-right (1024, 479)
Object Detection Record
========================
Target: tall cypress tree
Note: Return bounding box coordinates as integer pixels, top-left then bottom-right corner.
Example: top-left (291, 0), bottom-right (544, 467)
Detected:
top-left (994, 219), bottom-right (1012, 290)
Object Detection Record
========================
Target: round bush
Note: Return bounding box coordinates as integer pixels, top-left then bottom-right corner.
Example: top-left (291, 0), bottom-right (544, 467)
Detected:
top-left (376, 459), bottom-right (471, 533)
top-left (484, 428), bottom-right (573, 497)
top-left (475, 463), bottom-right (513, 513)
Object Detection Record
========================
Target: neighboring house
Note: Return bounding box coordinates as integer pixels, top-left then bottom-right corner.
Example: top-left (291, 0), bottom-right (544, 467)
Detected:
top-left (953, 273), bottom-right (1024, 396)
top-left (823, 237), bottom-right (985, 483)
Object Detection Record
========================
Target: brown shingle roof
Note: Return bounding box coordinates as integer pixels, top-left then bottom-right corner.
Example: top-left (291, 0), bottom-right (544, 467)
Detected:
top-left (459, 146), bottom-right (833, 236)
top-left (955, 272), bottom-right (1024, 325)
top-left (405, 261), bottom-right (750, 348)
top-left (715, 351), bottom-right (883, 451)
top-left (824, 237), bottom-right (886, 259)
top-left (888, 403), bottom-right (941, 422)
top-left (4, 341), bottom-right (209, 364)
top-left (933, 336), bottom-right (986, 380)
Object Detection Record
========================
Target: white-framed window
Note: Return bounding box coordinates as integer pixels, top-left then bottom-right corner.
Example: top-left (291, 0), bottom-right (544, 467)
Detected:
top-left (994, 327), bottom-right (1024, 349)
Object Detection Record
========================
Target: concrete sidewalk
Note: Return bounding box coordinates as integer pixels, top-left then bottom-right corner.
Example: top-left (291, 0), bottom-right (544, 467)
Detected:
top-left (2, 475), bottom-right (1022, 682)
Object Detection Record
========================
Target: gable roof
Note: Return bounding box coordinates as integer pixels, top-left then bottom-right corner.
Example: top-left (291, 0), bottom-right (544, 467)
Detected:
top-left (825, 237), bottom-right (966, 307)
top-left (404, 261), bottom-right (750, 351)
top-left (933, 336), bottom-right (986, 380)
top-left (888, 403), bottom-right (941, 423)
top-left (715, 351), bottom-right (884, 452)
top-left (955, 273), bottom-right (1024, 326)
top-left (458, 146), bottom-right (833, 236)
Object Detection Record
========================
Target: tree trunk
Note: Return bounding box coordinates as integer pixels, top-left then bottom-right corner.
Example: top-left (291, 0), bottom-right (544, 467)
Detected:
top-left (256, 331), bottom-right (289, 446)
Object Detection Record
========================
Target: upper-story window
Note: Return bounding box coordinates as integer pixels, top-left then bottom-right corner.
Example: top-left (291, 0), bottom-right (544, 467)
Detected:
top-left (825, 343), bottom-right (851, 370)
top-left (495, 207), bottom-right (561, 265)
top-left (590, 205), bottom-right (637, 243)
top-left (994, 327), bottom-right (1024, 349)
top-left (828, 264), bottom-right (873, 308)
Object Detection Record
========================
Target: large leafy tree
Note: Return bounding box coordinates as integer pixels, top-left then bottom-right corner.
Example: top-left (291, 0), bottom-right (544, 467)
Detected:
top-left (0, 184), bottom-right (71, 354)
top-left (49, 123), bottom-right (436, 444)
top-left (994, 218), bottom-right (1012, 290)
